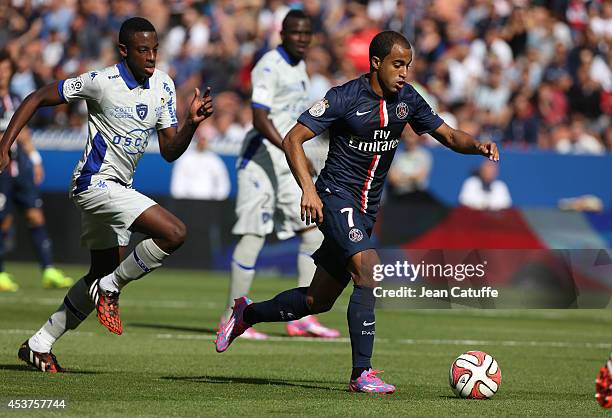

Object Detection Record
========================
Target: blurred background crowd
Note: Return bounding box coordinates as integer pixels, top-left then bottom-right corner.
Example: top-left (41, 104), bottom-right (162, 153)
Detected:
top-left (0, 0), bottom-right (610, 157)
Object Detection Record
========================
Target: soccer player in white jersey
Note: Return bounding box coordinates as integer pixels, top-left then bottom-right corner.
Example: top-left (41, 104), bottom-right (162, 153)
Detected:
top-left (219, 10), bottom-right (338, 340)
top-left (0, 17), bottom-right (213, 372)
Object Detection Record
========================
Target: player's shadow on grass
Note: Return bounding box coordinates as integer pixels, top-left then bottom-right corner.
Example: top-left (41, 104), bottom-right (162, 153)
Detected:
top-left (128, 322), bottom-right (291, 338)
top-left (129, 322), bottom-right (218, 335)
top-left (0, 364), bottom-right (101, 374)
top-left (162, 375), bottom-right (345, 392)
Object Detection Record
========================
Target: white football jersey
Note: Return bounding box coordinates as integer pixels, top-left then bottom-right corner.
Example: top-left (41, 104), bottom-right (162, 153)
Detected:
top-left (61, 61), bottom-right (177, 194)
top-left (238, 46), bottom-right (311, 173)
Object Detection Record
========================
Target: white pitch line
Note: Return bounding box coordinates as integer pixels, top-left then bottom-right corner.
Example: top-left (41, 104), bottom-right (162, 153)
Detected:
top-left (0, 297), bottom-right (218, 310)
top-left (156, 333), bottom-right (355, 344)
top-left (396, 338), bottom-right (610, 349)
top-left (2, 296), bottom-right (609, 319)
top-left (0, 328), bottom-right (606, 350)
top-left (155, 332), bottom-right (608, 349)
top-left (0, 329), bottom-right (93, 336)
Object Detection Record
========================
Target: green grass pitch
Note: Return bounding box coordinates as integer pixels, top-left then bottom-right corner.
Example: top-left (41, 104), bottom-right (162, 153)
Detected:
top-left (0, 262), bottom-right (609, 417)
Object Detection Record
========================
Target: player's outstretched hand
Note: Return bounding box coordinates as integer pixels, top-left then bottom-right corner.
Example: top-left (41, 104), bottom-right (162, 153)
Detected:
top-left (189, 87), bottom-right (213, 125)
top-left (301, 188), bottom-right (323, 226)
top-left (478, 141), bottom-right (499, 162)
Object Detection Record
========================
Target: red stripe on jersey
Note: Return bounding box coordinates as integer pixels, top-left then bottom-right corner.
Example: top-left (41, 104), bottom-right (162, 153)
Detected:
top-left (360, 154), bottom-right (381, 213)
top-left (378, 99), bottom-right (389, 127)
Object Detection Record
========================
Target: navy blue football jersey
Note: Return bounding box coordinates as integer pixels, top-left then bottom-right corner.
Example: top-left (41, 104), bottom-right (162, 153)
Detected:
top-left (0, 92), bottom-right (27, 164)
top-left (298, 75), bottom-right (443, 216)
top-left (0, 92), bottom-right (21, 133)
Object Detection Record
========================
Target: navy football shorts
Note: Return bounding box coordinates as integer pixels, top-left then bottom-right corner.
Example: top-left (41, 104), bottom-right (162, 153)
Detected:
top-left (312, 190), bottom-right (376, 286)
top-left (0, 159), bottom-right (42, 218)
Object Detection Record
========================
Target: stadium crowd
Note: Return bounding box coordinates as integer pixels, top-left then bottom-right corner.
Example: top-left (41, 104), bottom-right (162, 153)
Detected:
top-left (0, 0), bottom-right (610, 155)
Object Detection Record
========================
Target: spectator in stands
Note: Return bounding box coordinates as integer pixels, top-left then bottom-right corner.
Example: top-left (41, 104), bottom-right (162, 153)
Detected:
top-left (555, 117), bottom-right (605, 155)
top-left (537, 80), bottom-right (569, 126)
top-left (504, 93), bottom-right (539, 147)
top-left (473, 66), bottom-right (511, 143)
top-left (568, 61), bottom-right (603, 121)
top-left (459, 160), bottom-right (512, 210)
top-left (305, 46), bottom-right (333, 103)
top-left (388, 130), bottom-right (432, 200)
top-left (0, 0), bottom-right (609, 156)
top-left (170, 131), bottom-right (230, 201)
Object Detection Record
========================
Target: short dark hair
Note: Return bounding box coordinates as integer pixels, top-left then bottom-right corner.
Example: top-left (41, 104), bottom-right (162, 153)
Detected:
top-left (118, 17), bottom-right (156, 45)
top-left (0, 50), bottom-right (15, 73)
top-left (281, 9), bottom-right (310, 31)
top-left (369, 31), bottom-right (411, 63)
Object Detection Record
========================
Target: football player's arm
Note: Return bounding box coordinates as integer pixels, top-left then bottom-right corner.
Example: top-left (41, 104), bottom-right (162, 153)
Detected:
top-left (430, 122), bottom-right (499, 161)
top-left (157, 87), bottom-right (213, 162)
top-left (16, 128), bottom-right (44, 184)
top-left (283, 122), bottom-right (322, 225)
top-left (254, 108), bottom-right (316, 175)
top-left (252, 107), bottom-right (283, 149)
top-left (0, 83), bottom-right (63, 171)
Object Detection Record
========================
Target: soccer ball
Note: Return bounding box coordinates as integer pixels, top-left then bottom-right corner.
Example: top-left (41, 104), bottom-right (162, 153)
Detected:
top-left (449, 351), bottom-right (501, 399)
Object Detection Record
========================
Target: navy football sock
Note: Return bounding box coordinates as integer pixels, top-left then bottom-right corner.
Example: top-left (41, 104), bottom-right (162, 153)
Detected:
top-left (0, 228), bottom-right (5, 272)
top-left (351, 367), bottom-right (368, 380)
top-left (347, 285), bottom-right (376, 369)
top-left (29, 225), bottom-right (53, 269)
top-left (243, 287), bottom-right (310, 325)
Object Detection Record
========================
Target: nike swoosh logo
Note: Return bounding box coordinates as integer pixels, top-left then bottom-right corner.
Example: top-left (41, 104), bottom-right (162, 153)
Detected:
top-left (356, 110), bottom-right (372, 116)
top-left (363, 321), bottom-right (375, 326)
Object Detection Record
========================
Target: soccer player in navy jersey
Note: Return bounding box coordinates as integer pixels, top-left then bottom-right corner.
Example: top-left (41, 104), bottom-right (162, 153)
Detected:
top-left (216, 31), bottom-right (499, 393)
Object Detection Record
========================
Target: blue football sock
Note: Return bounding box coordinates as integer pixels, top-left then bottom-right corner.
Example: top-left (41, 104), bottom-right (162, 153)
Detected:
top-left (0, 228), bottom-right (5, 272)
top-left (29, 225), bottom-right (53, 270)
top-left (347, 285), bottom-right (376, 369)
top-left (243, 287), bottom-right (310, 325)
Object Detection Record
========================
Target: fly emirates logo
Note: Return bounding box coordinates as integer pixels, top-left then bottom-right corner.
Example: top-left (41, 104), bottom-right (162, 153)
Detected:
top-left (348, 130), bottom-right (400, 153)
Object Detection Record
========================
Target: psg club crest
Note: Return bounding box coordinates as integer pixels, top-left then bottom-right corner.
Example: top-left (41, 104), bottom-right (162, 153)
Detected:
top-left (396, 102), bottom-right (408, 119)
top-left (136, 103), bottom-right (148, 120)
top-left (309, 98), bottom-right (329, 117)
top-left (348, 228), bottom-right (364, 243)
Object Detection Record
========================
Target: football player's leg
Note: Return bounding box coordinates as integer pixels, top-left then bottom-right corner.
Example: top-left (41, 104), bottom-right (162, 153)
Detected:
top-left (225, 234), bottom-right (264, 319)
top-left (216, 265), bottom-right (345, 352)
top-left (347, 249), bottom-right (379, 376)
top-left (77, 187), bottom-right (164, 334)
top-left (102, 204), bottom-right (183, 292)
top-left (243, 265), bottom-right (345, 325)
top-left (93, 185), bottom-right (180, 295)
top-left (0, 215), bottom-right (18, 291)
top-left (14, 172), bottom-right (73, 288)
top-left (0, 174), bottom-right (18, 292)
top-left (296, 227), bottom-right (323, 287)
top-left (22, 207), bottom-right (73, 288)
top-left (223, 162), bottom-right (275, 336)
top-left (287, 227), bottom-right (341, 337)
top-left (23, 247), bottom-right (123, 369)
top-left (23, 208), bottom-right (51, 269)
top-left (346, 249), bottom-right (395, 393)
top-left (597, 352), bottom-right (612, 408)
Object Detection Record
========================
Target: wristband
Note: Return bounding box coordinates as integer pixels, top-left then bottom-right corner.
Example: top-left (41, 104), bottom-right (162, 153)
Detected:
top-left (29, 150), bottom-right (42, 165)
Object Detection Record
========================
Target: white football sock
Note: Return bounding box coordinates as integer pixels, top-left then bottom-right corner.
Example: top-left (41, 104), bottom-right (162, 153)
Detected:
top-left (224, 234), bottom-right (265, 321)
top-left (297, 227), bottom-right (323, 287)
top-left (29, 277), bottom-right (94, 353)
top-left (99, 239), bottom-right (169, 293)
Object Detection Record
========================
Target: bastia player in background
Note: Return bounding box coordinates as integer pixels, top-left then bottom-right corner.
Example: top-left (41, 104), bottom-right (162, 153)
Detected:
top-left (219, 10), bottom-right (338, 340)
top-left (0, 17), bottom-right (213, 372)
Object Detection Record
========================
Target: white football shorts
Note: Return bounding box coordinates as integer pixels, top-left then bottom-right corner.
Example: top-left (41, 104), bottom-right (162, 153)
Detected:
top-left (72, 179), bottom-right (156, 249)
